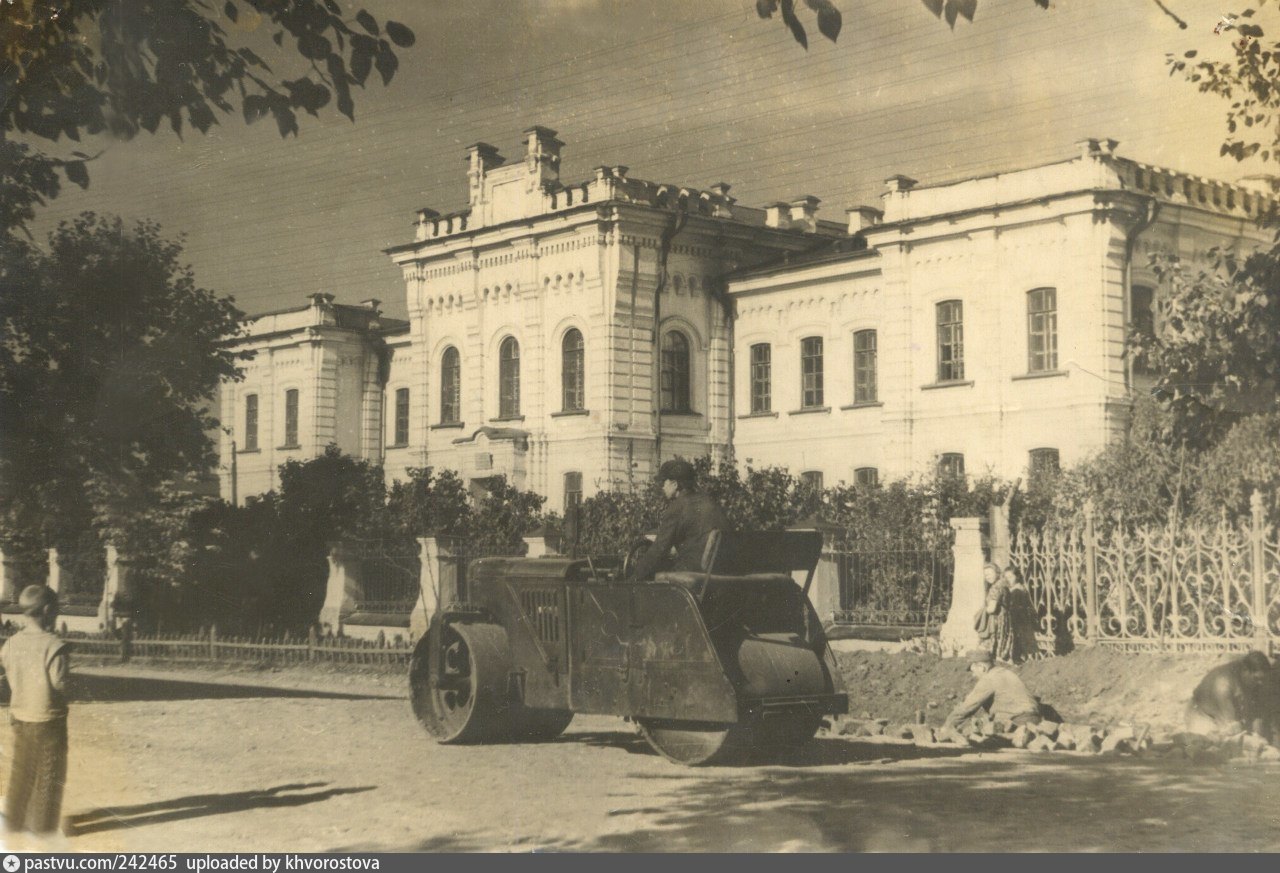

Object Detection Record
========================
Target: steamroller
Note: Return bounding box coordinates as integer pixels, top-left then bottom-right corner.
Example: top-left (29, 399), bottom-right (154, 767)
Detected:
top-left (409, 529), bottom-right (847, 765)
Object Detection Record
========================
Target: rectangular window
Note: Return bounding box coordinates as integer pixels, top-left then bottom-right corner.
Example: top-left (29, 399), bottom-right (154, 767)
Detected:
top-left (563, 471), bottom-right (583, 516)
top-left (283, 389), bottom-right (299, 447)
top-left (1130, 285), bottom-right (1155, 376)
top-left (244, 394), bottom-right (258, 451)
top-left (1027, 288), bottom-right (1058, 372)
top-left (750, 343), bottom-right (771, 414)
top-left (394, 387), bottom-right (410, 446)
top-left (800, 470), bottom-right (824, 491)
top-left (936, 300), bottom-right (964, 382)
top-left (938, 452), bottom-right (965, 480)
top-left (853, 329), bottom-right (877, 403)
top-left (1029, 448), bottom-right (1060, 481)
top-left (801, 336), bottom-right (824, 408)
top-left (854, 467), bottom-right (879, 487)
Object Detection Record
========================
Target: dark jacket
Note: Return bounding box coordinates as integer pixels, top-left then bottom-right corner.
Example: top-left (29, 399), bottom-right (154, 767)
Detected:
top-left (630, 491), bottom-right (730, 581)
top-left (1190, 657), bottom-right (1272, 735)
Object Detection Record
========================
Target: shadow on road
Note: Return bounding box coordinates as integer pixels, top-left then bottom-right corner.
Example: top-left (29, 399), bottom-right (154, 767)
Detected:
top-left (67, 783), bottom-right (377, 836)
top-left (560, 731), bottom-right (981, 768)
top-left (579, 753), bottom-right (1280, 852)
top-left (70, 674), bottom-right (400, 703)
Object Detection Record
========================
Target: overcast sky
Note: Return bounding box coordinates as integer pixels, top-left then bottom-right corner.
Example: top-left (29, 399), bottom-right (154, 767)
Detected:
top-left (24, 0), bottom-right (1261, 319)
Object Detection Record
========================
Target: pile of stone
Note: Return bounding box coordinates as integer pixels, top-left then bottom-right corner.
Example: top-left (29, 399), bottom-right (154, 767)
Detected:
top-left (830, 714), bottom-right (1280, 762)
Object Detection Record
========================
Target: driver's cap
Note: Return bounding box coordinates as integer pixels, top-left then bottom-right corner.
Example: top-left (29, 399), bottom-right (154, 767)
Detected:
top-left (657, 458), bottom-right (695, 487)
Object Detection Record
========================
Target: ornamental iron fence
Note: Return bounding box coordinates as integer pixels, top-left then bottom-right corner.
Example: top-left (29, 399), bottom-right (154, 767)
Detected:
top-left (1012, 492), bottom-right (1279, 653)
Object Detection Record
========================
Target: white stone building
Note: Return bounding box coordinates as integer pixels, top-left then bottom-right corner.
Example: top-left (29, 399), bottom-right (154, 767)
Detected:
top-left (219, 130), bottom-right (1275, 508)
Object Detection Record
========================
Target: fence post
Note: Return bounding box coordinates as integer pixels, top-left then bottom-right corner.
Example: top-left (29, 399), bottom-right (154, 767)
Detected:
top-left (210, 624), bottom-right (218, 661)
top-left (413, 534), bottom-right (461, 640)
top-left (46, 548), bottom-right (62, 595)
top-left (1251, 491), bottom-right (1269, 653)
top-left (937, 517), bottom-right (985, 656)
top-left (120, 619), bottom-right (132, 663)
top-left (308, 625), bottom-right (317, 662)
top-left (319, 543), bottom-right (360, 629)
top-left (1084, 501), bottom-right (1100, 645)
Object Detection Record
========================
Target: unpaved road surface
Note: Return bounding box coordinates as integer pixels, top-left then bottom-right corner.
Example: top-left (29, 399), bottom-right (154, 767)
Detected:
top-left (15, 664), bottom-right (1280, 852)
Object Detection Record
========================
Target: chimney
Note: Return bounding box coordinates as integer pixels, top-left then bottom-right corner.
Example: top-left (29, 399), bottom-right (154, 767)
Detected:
top-left (1077, 137), bottom-right (1119, 160)
top-left (524, 125), bottom-right (564, 186)
top-left (765, 202), bottom-right (791, 229)
top-left (466, 143), bottom-right (504, 206)
top-left (789, 195), bottom-right (821, 232)
top-left (846, 205), bottom-right (883, 234)
top-left (308, 292), bottom-right (335, 308)
top-left (885, 175), bottom-right (918, 194)
top-left (359, 298), bottom-right (381, 312)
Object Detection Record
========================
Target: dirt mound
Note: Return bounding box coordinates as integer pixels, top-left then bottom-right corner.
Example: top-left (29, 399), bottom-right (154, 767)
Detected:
top-left (836, 647), bottom-right (1230, 732)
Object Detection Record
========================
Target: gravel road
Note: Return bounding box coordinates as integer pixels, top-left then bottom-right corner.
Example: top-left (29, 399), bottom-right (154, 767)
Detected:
top-left (13, 663), bottom-right (1278, 852)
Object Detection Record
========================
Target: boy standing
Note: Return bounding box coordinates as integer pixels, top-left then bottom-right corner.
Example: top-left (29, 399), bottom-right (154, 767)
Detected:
top-left (0, 585), bottom-right (69, 836)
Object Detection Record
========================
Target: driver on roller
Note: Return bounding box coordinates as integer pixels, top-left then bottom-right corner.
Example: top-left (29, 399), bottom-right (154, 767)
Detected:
top-left (627, 458), bottom-right (730, 581)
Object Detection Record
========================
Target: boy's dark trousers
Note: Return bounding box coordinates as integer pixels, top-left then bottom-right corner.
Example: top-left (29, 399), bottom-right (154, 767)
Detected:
top-left (5, 717), bottom-right (67, 834)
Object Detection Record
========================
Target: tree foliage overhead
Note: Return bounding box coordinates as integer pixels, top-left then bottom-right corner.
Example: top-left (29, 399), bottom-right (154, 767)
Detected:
top-left (1168, 7), bottom-right (1280, 162)
top-left (1131, 248), bottom-right (1280, 446)
top-left (0, 213), bottom-right (244, 548)
top-left (0, 0), bottom-right (414, 233)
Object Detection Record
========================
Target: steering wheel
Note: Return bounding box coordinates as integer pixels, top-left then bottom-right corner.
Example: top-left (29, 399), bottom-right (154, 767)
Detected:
top-left (621, 536), bottom-right (655, 581)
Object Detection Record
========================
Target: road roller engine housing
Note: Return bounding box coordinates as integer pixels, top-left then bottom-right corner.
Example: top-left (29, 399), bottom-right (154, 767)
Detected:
top-left (408, 529), bottom-right (849, 765)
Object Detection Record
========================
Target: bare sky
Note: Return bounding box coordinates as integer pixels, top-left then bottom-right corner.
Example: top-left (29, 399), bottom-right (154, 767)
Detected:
top-left (25, 0), bottom-right (1259, 319)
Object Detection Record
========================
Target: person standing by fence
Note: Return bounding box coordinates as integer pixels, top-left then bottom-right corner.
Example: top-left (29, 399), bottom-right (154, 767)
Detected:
top-left (0, 585), bottom-right (70, 837)
top-left (985, 566), bottom-right (1039, 664)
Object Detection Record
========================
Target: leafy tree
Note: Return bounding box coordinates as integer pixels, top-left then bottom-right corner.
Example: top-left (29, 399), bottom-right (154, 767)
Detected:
top-left (1192, 412), bottom-right (1280, 524)
top-left (0, 213), bottom-right (244, 551)
top-left (1040, 396), bottom-right (1191, 529)
top-left (384, 467), bottom-right (471, 541)
top-left (1, 0), bottom-right (414, 235)
top-left (1131, 249), bottom-right (1280, 446)
top-left (465, 476), bottom-right (548, 557)
top-left (1168, 9), bottom-right (1280, 163)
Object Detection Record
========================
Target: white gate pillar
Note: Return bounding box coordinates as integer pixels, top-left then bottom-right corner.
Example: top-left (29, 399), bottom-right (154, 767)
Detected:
top-left (939, 517), bottom-right (986, 656)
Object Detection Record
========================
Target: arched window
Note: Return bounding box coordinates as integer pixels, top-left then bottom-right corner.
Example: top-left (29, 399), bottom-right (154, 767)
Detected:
top-left (499, 336), bottom-right (520, 419)
top-left (440, 347), bottom-right (461, 424)
top-left (562, 328), bottom-right (585, 412)
top-left (660, 330), bottom-right (691, 413)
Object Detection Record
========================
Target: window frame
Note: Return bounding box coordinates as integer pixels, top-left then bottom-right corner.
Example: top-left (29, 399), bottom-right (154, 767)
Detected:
top-left (563, 471), bottom-right (583, 516)
top-left (660, 330), bottom-right (692, 414)
top-left (936, 300), bottom-right (965, 382)
top-left (561, 328), bottom-right (585, 412)
top-left (800, 470), bottom-right (824, 491)
top-left (440, 346), bottom-right (461, 425)
top-left (853, 329), bottom-right (877, 403)
top-left (938, 452), bottom-right (966, 480)
top-left (283, 388), bottom-right (299, 448)
top-left (854, 467), bottom-right (879, 487)
top-left (800, 335), bottom-right (824, 409)
top-left (1027, 287), bottom-right (1058, 373)
top-left (749, 342), bottom-right (772, 414)
top-left (243, 393), bottom-right (258, 451)
top-left (498, 336), bottom-right (521, 419)
top-left (393, 387), bottom-right (410, 447)
top-left (1029, 447), bottom-right (1060, 480)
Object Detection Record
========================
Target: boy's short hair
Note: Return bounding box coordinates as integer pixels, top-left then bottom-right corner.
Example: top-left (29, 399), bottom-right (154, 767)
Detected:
top-left (18, 585), bottom-right (57, 617)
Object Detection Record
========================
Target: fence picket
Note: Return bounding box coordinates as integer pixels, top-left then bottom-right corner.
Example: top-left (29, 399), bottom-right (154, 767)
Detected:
top-left (1018, 492), bottom-right (1278, 653)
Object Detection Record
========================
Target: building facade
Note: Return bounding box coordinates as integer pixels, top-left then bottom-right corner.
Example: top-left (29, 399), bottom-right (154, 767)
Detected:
top-left (219, 130), bottom-right (1275, 508)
